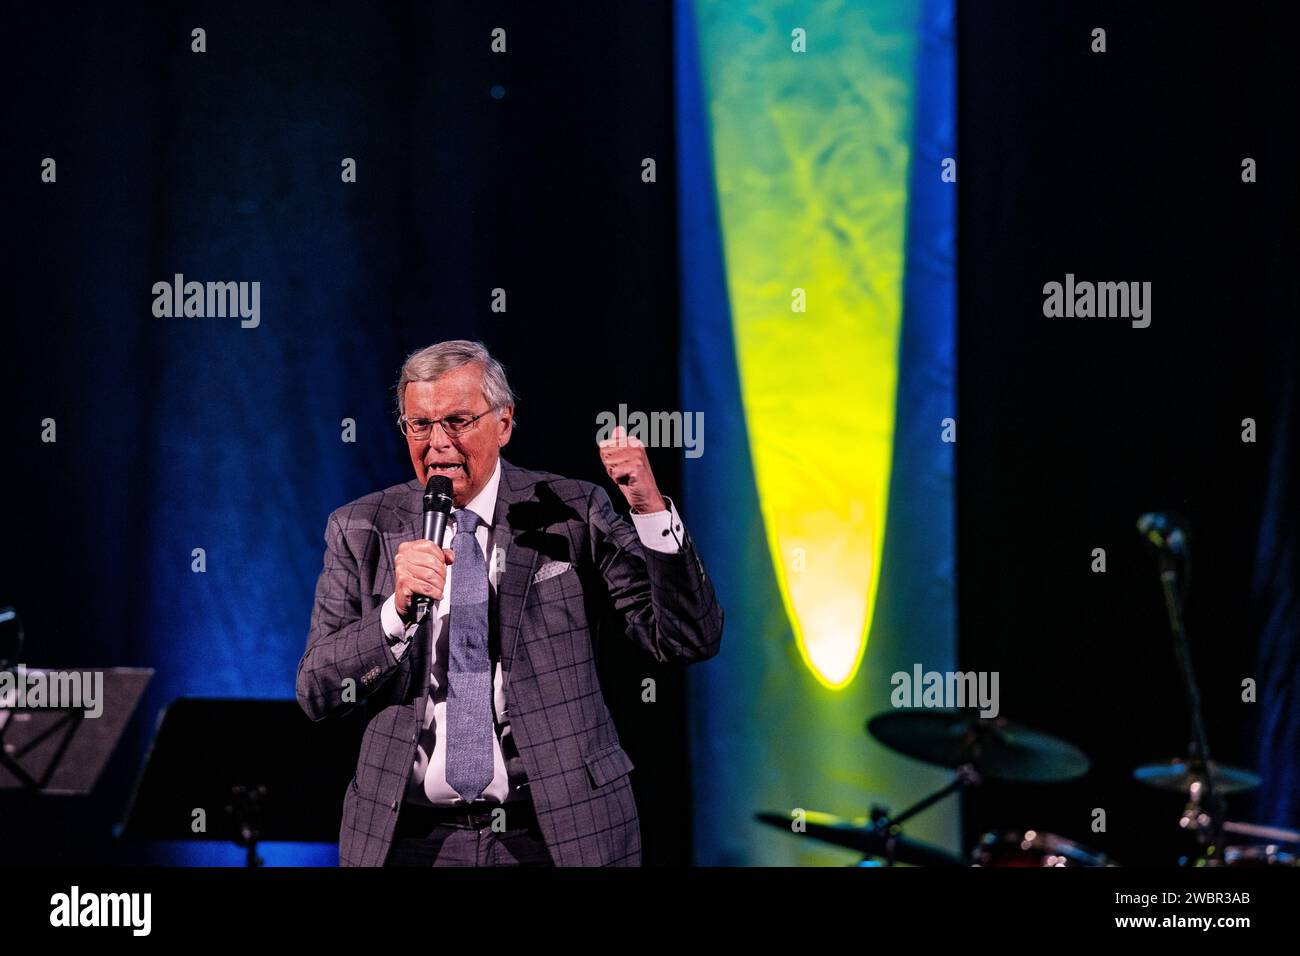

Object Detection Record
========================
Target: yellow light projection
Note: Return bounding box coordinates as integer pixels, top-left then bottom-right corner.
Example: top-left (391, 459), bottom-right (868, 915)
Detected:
top-left (693, 1), bottom-right (917, 687)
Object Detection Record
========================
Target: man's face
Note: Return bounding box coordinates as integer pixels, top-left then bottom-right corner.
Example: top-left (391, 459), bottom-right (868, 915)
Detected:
top-left (402, 363), bottom-right (513, 507)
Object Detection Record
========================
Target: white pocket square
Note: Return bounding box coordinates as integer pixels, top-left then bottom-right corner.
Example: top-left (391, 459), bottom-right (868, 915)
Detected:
top-left (533, 560), bottom-right (572, 583)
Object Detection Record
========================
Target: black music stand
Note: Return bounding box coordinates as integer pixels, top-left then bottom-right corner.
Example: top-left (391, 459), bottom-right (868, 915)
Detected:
top-left (0, 666), bottom-right (153, 795)
top-left (118, 698), bottom-right (365, 866)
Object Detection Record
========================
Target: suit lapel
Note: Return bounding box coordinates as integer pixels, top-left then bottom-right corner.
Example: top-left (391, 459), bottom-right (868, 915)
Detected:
top-left (493, 458), bottom-right (542, 679)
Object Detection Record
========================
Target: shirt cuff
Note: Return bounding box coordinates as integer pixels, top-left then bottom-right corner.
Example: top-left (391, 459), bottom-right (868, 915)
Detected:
top-left (380, 592), bottom-right (417, 659)
top-left (630, 495), bottom-right (684, 554)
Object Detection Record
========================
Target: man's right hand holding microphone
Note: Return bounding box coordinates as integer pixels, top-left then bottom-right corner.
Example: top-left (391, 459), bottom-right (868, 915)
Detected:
top-left (393, 540), bottom-right (455, 625)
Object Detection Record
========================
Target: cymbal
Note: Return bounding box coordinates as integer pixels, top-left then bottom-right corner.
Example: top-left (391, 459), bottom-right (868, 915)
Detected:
top-left (1133, 760), bottom-right (1261, 795)
top-left (756, 810), bottom-right (964, 867)
top-left (866, 709), bottom-right (1091, 783)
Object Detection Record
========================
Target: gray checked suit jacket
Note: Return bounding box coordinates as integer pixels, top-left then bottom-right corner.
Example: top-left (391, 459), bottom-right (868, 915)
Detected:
top-left (296, 457), bottom-right (724, 866)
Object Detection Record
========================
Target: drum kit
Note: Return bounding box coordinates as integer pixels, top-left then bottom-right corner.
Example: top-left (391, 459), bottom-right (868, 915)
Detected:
top-left (757, 513), bottom-right (1300, 867)
top-left (757, 707), bottom-right (1298, 867)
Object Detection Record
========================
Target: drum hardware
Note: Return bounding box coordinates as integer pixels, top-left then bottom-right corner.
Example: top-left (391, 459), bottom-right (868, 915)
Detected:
top-left (753, 516), bottom-right (1283, 868)
top-left (970, 829), bottom-right (1118, 868)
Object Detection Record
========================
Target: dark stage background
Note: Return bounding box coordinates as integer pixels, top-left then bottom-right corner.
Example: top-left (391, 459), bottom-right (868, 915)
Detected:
top-left (2, 0), bottom-right (1297, 869)
top-left (959, 1), bottom-right (1299, 866)
top-left (3, 1), bottom-right (692, 864)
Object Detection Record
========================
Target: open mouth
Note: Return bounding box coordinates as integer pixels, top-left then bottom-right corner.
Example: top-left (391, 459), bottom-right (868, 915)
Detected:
top-left (426, 462), bottom-right (465, 477)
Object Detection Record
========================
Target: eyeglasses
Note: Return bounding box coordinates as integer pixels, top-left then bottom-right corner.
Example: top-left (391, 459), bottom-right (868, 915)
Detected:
top-left (398, 408), bottom-right (495, 440)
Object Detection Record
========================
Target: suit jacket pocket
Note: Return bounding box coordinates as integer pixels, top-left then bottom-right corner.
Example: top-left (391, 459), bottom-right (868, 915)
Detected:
top-left (528, 570), bottom-right (577, 606)
top-left (582, 742), bottom-right (634, 789)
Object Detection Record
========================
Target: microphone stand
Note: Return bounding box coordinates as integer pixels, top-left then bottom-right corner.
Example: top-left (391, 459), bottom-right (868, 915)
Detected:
top-left (1153, 539), bottom-right (1225, 853)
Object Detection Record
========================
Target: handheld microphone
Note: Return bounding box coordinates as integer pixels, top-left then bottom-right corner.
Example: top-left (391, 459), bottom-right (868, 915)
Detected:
top-left (415, 475), bottom-right (455, 617)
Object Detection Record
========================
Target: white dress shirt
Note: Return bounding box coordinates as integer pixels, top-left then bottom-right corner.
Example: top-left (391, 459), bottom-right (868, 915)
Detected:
top-left (379, 456), bottom-right (684, 806)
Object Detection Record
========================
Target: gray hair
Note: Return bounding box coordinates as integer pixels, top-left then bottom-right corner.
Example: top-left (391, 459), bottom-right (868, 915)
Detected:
top-left (394, 339), bottom-right (517, 417)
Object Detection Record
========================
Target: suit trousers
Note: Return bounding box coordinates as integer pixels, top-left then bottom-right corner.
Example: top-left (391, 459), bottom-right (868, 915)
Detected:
top-left (383, 798), bottom-right (555, 867)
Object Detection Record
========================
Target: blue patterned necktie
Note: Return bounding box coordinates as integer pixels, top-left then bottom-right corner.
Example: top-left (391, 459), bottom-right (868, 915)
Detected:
top-left (444, 508), bottom-right (494, 802)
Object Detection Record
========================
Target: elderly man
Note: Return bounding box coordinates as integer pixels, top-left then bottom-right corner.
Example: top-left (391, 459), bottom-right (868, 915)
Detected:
top-left (296, 340), bottom-right (723, 866)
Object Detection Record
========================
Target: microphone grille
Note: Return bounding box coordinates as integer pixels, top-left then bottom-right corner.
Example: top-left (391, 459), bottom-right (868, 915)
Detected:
top-left (424, 474), bottom-right (454, 505)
